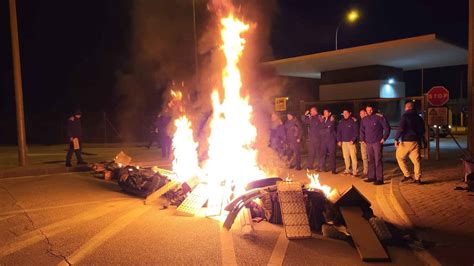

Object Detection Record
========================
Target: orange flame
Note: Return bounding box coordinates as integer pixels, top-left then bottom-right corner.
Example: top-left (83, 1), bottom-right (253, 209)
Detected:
top-left (172, 116), bottom-right (202, 183)
top-left (307, 172), bottom-right (333, 197)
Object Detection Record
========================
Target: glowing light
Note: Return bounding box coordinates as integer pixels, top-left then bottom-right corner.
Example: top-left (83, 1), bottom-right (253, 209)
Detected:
top-left (172, 116), bottom-right (202, 183)
top-left (388, 78), bottom-right (395, 84)
top-left (347, 10), bottom-right (359, 23)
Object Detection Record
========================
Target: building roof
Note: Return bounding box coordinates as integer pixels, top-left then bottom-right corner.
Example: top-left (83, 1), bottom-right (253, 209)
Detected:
top-left (263, 34), bottom-right (467, 79)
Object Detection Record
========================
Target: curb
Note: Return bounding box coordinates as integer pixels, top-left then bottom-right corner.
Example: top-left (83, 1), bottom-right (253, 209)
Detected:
top-left (389, 178), bottom-right (420, 227)
top-left (0, 165), bottom-right (91, 179)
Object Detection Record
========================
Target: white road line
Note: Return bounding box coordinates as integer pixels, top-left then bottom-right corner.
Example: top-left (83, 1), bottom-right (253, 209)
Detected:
top-left (267, 232), bottom-right (289, 266)
top-left (0, 201), bottom-right (131, 258)
top-left (220, 228), bottom-right (237, 265)
top-left (59, 206), bottom-right (151, 265)
top-left (0, 198), bottom-right (130, 217)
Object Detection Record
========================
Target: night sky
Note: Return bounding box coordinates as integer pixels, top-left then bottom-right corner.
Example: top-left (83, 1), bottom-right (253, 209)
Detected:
top-left (0, 0), bottom-right (469, 144)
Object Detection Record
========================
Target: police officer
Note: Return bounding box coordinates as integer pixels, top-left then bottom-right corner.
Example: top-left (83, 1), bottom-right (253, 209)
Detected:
top-left (319, 109), bottom-right (337, 174)
top-left (157, 108), bottom-right (172, 159)
top-left (147, 113), bottom-right (160, 149)
top-left (284, 112), bottom-right (302, 170)
top-left (360, 105), bottom-right (391, 185)
top-left (65, 109), bottom-right (86, 167)
top-left (359, 109), bottom-right (369, 177)
top-left (301, 107), bottom-right (322, 170)
top-left (337, 109), bottom-right (359, 176)
top-left (270, 112), bottom-right (286, 158)
top-left (395, 102), bottom-right (425, 184)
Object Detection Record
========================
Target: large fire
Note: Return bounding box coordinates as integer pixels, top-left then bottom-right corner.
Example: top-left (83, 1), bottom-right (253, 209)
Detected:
top-left (169, 12), bottom-right (332, 217)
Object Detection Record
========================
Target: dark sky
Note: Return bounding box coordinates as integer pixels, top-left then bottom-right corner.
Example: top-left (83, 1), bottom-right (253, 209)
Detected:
top-left (0, 0), bottom-right (469, 143)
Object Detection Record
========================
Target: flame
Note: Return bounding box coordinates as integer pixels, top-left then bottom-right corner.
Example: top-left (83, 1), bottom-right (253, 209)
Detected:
top-left (307, 172), bottom-right (333, 197)
top-left (204, 14), bottom-right (265, 200)
top-left (172, 116), bottom-right (202, 183)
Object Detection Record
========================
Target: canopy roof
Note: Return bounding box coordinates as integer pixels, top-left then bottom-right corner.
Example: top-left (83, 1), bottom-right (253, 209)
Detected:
top-left (264, 34), bottom-right (467, 79)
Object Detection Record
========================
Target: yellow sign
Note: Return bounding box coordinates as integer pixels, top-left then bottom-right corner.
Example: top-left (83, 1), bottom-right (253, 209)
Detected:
top-left (275, 97), bottom-right (288, 111)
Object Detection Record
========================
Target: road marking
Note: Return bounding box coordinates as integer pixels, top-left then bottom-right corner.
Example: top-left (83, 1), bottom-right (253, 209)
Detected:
top-left (267, 232), bottom-right (289, 265)
top-left (220, 228), bottom-right (237, 265)
top-left (0, 201), bottom-right (132, 258)
top-left (0, 198), bottom-right (130, 217)
top-left (59, 206), bottom-right (151, 265)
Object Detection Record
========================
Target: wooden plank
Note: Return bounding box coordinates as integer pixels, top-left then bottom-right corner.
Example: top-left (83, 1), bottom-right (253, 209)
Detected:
top-left (277, 181), bottom-right (311, 239)
top-left (340, 206), bottom-right (390, 262)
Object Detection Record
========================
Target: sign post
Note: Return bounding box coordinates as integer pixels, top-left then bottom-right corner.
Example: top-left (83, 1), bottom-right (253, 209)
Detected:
top-left (426, 86), bottom-right (450, 160)
top-left (274, 97), bottom-right (288, 112)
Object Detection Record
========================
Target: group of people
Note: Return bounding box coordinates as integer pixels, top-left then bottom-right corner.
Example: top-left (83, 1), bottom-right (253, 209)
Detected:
top-left (270, 102), bottom-right (425, 185)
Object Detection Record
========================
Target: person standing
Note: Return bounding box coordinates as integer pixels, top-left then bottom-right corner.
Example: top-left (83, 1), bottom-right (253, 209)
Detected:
top-left (301, 107), bottom-right (322, 170)
top-left (337, 109), bottom-right (359, 176)
top-left (359, 109), bottom-right (369, 177)
top-left (65, 109), bottom-right (86, 167)
top-left (270, 112), bottom-right (286, 158)
top-left (319, 109), bottom-right (337, 174)
top-left (147, 113), bottom-right (160, 149)
top-left (157, 109), bottom-right (172, 159)
top-left (284, 112), bottom-right (302, 170)
top-left (360, 105), bottom-right (391, 185)
top-left (395, 102), bottom-right (425, 184)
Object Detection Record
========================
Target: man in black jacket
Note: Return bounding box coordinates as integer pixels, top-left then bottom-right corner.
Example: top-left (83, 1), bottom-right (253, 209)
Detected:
top-left (395, 102), bottom-right (425, 184)
top-left (65, 109), bottom-right (86, 167)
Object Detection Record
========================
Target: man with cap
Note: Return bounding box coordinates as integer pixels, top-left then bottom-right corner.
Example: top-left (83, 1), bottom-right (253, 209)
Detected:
top-left (319, 109), bottom-right (337, 174)
top-left (358, 109), bottom-right (369, 176)
top-left (65, 109), bottom-right (86, 167)
top-left (395, 102), bottom-right (425, 184)
top-left (284, 111), bottom-right (302, 170)
top-left (301, 107), bottom-right (322, 170)
top-left (360, 105), bottom-right (391, 185)
top-left (337, 109), bottom-right (359, 176)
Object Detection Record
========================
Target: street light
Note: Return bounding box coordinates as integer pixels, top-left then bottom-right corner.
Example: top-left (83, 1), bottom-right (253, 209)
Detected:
top-left (335, 9), bottom-right (360, 50)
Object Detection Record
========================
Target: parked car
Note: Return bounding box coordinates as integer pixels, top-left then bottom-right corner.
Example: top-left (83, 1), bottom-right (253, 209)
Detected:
top-left (429, 125), bottom-right (451, 138)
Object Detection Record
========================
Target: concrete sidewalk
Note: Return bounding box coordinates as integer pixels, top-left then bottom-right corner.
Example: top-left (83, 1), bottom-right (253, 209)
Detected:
top-left (390, 160), bottom-right (474, 266)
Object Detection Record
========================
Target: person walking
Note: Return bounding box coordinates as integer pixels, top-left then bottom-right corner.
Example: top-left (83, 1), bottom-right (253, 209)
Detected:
top-left (284, 112), bottom-right (302, 170)
top-left (359, 109), bottom-right (369, 177)
top-left (395, 102), bottom-right (425, 184)
top-left (337, 109), bottom-right (359, 176)
top-left (301, 107), bottom-right (322, 170)
top-left (319, 109), bottom-right (337, 174)
top-left (65, 109), bottom-right (86, 167)
top-left (360, 105), bottom-right (391, 185)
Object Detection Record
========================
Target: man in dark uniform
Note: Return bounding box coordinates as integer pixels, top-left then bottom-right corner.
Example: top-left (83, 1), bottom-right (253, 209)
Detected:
top-left (157, 109), bottom-right (172, 159)
top-left (301, 107), bottom-right (322, 170)
top-left (147, 114), bottom-right (160, 149)
top-left (360, 105), bottom-right (391, 185)
top-left (319, 109), bottom-right (337, 174)
top-left (337, 109), bottom-right (359, 176)
top-left (270, 112), bottom-right (286, 158)
top-left (395, 102), bottom-right (425, 184)
top-left (65, 109), bottom-right (86, 167)
top-left (284, 112), bottom-right (302, 170)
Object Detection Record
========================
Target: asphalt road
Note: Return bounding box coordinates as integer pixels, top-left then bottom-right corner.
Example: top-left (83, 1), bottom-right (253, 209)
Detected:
top-left (0, 169), bottom-right (425, 265)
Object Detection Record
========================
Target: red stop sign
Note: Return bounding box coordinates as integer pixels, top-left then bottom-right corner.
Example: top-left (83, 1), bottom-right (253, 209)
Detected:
top-left (427, 86), bottom-right (449, 106)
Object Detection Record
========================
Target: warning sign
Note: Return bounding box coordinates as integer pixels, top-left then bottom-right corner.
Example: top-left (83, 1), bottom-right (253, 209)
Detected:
top-left (427, 107), bottom-right (448, 126)
top-left (275, 97), bottom-right (288, 111)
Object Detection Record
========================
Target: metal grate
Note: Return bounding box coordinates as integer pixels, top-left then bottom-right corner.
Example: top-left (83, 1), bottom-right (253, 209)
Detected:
top-left (277, 181), bottom-right (311, 239)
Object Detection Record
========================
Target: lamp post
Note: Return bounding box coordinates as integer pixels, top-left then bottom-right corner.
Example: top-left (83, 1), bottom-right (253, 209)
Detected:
top-left (335, 9), bottom-right (360, 50)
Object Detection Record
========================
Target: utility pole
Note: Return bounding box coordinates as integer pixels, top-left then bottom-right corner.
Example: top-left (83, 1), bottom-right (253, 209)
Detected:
top-left (469, 0), bottom-right (474, 158)
top-left (8, 0), bottom-right (28, 166)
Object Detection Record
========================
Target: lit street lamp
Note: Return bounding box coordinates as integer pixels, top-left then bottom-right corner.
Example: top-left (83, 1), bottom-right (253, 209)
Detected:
top-left (335, 9), bottom-right (360, 50)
